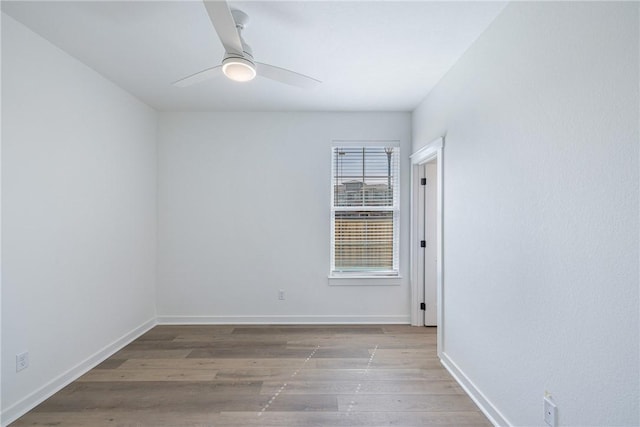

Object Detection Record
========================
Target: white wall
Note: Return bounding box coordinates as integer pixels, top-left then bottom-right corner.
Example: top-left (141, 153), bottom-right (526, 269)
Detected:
top-left (413, 2), bottom-right (639, 426)
top-left (1, 14), bottom-right (157, 423)
top-left (157, 112), bottom-right (411, 323)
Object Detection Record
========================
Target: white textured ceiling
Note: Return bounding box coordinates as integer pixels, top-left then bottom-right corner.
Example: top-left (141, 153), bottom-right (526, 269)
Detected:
top-left (2, 1), bottom-right (507, 112)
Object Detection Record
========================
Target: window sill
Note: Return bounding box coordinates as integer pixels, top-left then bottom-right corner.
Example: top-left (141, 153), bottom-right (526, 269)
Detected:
top-left (328, 275), bottom-right (403, 286)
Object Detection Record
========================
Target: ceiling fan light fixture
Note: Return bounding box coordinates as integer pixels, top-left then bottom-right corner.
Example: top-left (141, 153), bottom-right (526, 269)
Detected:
top-left (222, 56), bottom-right (256, 82)
top-left (173, 3), bottom-right (321, 89)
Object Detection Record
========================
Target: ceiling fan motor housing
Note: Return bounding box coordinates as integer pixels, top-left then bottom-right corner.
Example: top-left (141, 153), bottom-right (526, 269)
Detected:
top-left (221, 39), bottom-right (255, 81)
top-left (221, 8), bottom-right (256, 81)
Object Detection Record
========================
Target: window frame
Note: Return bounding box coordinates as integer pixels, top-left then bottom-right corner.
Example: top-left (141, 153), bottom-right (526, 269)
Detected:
top-left (329, 140), bottom-right (401, 279)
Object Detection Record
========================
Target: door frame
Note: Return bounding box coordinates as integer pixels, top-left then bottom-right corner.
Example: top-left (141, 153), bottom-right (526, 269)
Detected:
top-left (410, 137), bottom-right (444, 355)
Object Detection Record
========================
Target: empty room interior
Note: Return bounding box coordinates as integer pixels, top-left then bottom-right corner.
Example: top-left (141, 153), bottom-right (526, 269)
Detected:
top-left (1, 1), bottom-right (639, 426)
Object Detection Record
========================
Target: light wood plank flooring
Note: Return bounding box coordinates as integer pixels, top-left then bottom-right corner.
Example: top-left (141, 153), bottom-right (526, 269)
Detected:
top-left (11, 325), bottom-right (491, 426)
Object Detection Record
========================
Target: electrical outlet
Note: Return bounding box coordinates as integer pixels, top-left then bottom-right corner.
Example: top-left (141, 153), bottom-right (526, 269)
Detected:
top-left (16, 352), bottom-right (29, 372)
top-left (278, 289), bottom-right (285, 300)
top-left (543, 395), bottom-right (557, 427)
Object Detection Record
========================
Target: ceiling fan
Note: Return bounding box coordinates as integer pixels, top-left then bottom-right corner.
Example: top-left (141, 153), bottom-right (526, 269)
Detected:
top-left (173, 0), bottom-right (321, 89)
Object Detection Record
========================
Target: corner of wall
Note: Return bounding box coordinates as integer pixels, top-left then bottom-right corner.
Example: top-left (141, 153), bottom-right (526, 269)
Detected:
top-left (0, 318), bottom-right (156, 427)
top-left (440, 353), bottom-right (511, 427)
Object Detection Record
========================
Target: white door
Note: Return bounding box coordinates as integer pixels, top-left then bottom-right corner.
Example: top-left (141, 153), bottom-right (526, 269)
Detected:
top-left (423, 161), bottom-right (438, 326)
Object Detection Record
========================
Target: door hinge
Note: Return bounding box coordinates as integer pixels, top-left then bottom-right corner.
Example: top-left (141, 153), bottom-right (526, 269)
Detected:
top-left (420, 240), bottom-right (426, 248)
top-left (420, 302), bottom-right (426, 310)
top-left (421, 178), bottom-right (427, 185)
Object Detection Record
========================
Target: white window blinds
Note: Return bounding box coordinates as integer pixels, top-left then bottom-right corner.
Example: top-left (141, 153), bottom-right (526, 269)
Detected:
top-left (331, 144), bottom-right (400, 275)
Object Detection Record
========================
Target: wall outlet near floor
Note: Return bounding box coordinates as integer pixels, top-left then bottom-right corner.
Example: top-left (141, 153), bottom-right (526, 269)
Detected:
top-left (16, 351), bottom-right (29, 372)
top-left (278, 289), bottom-right (285, 300)
top-left (543, 394), bottom-right (557, 427)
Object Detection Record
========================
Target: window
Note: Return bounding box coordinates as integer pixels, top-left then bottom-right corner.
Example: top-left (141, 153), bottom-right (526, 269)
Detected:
top-left (331, 143), bottom-right (400, 276)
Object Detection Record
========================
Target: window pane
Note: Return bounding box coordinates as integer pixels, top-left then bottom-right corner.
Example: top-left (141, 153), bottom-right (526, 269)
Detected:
top-left (334, 211), bottom-right (394, 271)
top-left (333, 146), bottom-right (398, 208)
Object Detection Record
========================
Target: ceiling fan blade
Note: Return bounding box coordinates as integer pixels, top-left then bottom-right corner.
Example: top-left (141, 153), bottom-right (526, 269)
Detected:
top-left (256, 62), bottom-right (321, 89)
top-left (173, 66), bottom-right (223, 87)
top-left (203, 0), bottom-right (243, 55)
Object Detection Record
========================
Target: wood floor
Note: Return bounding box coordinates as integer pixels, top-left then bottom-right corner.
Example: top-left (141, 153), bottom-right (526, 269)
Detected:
top-left (11, 325), bottom-right (491, 426)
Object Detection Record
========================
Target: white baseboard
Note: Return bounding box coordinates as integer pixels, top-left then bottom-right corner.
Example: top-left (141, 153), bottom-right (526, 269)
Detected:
top-left (1, 317), bottom-right (157, 427)
top-left (440, 352), bottom-right (512, 427)
top-left (157, 314), bottom-right (410, 325)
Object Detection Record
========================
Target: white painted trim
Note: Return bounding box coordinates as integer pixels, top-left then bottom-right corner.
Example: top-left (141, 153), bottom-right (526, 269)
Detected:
top-left (410, 137), bottom-right (444, 355)
top-left (157, 315), bottom-right (410, 325)
top-left (440, 352), bottom-right (512, 427)
top-left (410, 137), bottom-right (443, 162)
top-left (1, 317), bottom-right (157, 427)
top-left (332, 139), bottom-right (401, 147)
top-left (328, 275), bottom-right (402, 286)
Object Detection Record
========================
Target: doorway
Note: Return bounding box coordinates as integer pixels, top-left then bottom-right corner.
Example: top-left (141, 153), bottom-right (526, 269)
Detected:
top-left (410, 138), bottom-right (443, 353)
top-left (420, 160), bottom-right (438, 326)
